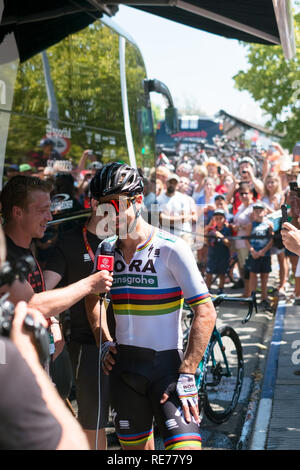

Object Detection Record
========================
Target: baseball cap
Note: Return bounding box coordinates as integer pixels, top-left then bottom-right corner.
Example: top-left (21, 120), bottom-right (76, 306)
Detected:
top-left (19, 163), bottom-right (33, 173)
top-left (167, 174), bottom-right (180, 183)
top-left (88, 161), bottom-right (103, 170)
top-left (215, 194), bottom-right (225, 200)
top-left (239, 157), bottom-right (255, 167)
top-left (252, 201), bottom-right (265, 209)
top-left (204, 157), bottom-right (219, 167)
top-left (7, 164), bottom-right (19, 172)
top-left (39, 138), bottom-right (55, 147)
top-left (279, 155), bottom-right (292, 172)
top-left (213, 209), bottom-right (226, 216)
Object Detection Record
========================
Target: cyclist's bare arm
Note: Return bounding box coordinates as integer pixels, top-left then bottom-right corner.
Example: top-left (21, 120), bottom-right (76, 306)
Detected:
top-left (85, 294), bottom-right (113, 347)
top-left (179, 300), bottom-right (216, 375)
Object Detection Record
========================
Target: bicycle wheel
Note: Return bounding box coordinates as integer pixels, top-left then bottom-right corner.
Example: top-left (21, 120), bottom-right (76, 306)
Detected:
top-left (204, 326), bottom-right (244, 424)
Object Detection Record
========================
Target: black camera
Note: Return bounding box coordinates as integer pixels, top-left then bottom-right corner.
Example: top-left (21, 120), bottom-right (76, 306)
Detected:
top-left (0, 256), bottom-right (50, 365)
top-left (281, 204), bottom-right (288, 224)
top-left (289, 181), bottom-right (300, 196)
top-left (289, 182), bottom-right (300, 219)
top-left (0, 255), bottom-right (36, 287)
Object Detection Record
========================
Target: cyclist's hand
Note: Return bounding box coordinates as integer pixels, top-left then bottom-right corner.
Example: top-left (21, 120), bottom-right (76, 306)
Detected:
top-left (100, 341), bottom-right (117, 375)
top-left (160, 374), bottom-right (200, 424)
top-left (176, 373), bottom-right (200, 424)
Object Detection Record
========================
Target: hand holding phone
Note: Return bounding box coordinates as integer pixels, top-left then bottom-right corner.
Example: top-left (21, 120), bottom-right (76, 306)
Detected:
top-left (281, 204), bottom-right (288, 224)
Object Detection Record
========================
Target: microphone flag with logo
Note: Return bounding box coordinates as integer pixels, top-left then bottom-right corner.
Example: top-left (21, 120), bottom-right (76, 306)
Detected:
top-left (96, 242), bottom-right (114, 272)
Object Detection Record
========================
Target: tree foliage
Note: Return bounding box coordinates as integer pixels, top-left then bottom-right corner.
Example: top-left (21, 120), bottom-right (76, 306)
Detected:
top-left (233, 12), bottom-right (300, 151)
top-left (6, 21), bottom-right (155, 169)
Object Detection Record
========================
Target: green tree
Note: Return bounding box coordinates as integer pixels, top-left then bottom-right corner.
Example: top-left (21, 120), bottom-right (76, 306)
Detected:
top-left (6, 21), bottom-right (155, 168)
top-left (151, 103), bottom-right (163, 129)
top-left (233, 12), bottom-right (300, 151)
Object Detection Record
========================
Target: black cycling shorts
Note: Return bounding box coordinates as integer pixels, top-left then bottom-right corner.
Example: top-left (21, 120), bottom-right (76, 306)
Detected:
top-left (109, 345), bottom-right (202, 450)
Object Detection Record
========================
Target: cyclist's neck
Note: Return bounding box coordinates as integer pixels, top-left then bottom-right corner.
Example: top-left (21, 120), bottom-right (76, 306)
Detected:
top-left (118, 219), bottom-right (153, 262)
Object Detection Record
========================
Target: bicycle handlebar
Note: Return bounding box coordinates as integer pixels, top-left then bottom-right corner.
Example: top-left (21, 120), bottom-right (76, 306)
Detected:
top-left (184, 291), bottom-right (257, 325)
top-left (211, 291), bottom-right (257, 324)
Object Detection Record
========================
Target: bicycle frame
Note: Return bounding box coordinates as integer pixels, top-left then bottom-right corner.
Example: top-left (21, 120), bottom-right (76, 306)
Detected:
top-left (195, 327), bottom-right (230, 389)
top-left (183, 292), bottom-right (256, 423)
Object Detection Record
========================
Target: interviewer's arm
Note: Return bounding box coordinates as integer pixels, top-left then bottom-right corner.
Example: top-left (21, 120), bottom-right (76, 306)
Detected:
top-left (5, 271), bottom-right (113, 318)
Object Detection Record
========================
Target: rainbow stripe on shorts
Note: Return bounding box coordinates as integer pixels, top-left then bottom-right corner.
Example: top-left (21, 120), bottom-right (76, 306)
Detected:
top-left (117, 428), bottom-right (154, 447)
top-left (164, 432), bottom-right (202, 450)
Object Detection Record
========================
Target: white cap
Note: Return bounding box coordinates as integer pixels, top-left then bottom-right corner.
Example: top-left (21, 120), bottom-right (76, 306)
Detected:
top-left (167, 173), bottom-right (180, 182)
top-left (279, 155), bottom-right (292, 172)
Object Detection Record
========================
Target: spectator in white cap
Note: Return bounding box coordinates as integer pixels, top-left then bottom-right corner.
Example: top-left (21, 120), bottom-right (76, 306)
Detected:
top-left (157, 174), bottom-right (193, 240)
top-left (156, 165), bottom-right (171, 191)
top-left (238, 157), bottom-right (264, 195)
top-left (203, 157), bottom-right (219, 182)
top-left (176, 163), bottom-right (193, 196)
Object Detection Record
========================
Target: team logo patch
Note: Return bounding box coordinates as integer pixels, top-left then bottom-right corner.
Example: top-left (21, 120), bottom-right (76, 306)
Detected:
top-left (113, 274), bottom-right (158, 287)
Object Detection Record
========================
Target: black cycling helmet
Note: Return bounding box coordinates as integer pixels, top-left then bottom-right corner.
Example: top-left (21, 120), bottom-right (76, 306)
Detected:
top-left (90, 162), bottom-right (144, 200)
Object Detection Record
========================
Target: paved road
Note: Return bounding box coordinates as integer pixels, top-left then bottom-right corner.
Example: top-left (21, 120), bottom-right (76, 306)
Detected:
top-left (199, 300), bottom-right (274, 450)
top-left (106, 297), bottom-right (275, 450)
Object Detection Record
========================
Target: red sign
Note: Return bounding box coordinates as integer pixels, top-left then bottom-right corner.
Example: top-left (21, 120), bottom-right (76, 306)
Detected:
top-left (171, 130), bottom-right (208, 138)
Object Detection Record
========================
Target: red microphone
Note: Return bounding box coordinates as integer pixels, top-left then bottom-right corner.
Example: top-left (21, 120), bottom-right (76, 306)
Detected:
top-left (97, 241), bottom-right (114, 272)
top-left (96, 242), bottom-right (114, 299)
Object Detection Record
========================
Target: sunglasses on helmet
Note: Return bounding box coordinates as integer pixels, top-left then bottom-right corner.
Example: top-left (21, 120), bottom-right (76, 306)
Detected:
top-left (99, 196), bottom-right (136, 214)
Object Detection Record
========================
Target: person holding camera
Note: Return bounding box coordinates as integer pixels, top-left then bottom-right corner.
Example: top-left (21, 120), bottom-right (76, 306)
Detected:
top-left (0, 303), bottom-right (89, 450)
top-left (0, 226), bottom-right (89, 450)
top-left (226, 157), bottom-right (264, 215)
top-left (75, 149), bottom-right (102, 206)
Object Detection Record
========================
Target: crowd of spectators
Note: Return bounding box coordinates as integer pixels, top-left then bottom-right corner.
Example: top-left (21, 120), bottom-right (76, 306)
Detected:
top-left (2, 136), bottom-right (300, 450)
top-left (151, 140), bottom-right (300, 311)
top-left (3, 140), bottom-right (300, 313)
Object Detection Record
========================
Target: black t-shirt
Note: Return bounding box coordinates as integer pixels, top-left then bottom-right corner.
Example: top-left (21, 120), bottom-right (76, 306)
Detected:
top-left (0, 339), bottom-right (61, 450)
top-left (5, 235), bottom-right (44, 293)
top-left (44, 225), bottom-right (102, 344)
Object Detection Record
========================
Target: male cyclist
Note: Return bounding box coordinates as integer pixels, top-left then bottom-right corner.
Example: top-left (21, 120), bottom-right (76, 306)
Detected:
top-left (85, 163), bottom-right (216, 451)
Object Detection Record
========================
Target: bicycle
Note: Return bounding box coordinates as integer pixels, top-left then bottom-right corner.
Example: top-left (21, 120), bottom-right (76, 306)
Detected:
top-left (183, 291), bottom-right (257, 424)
